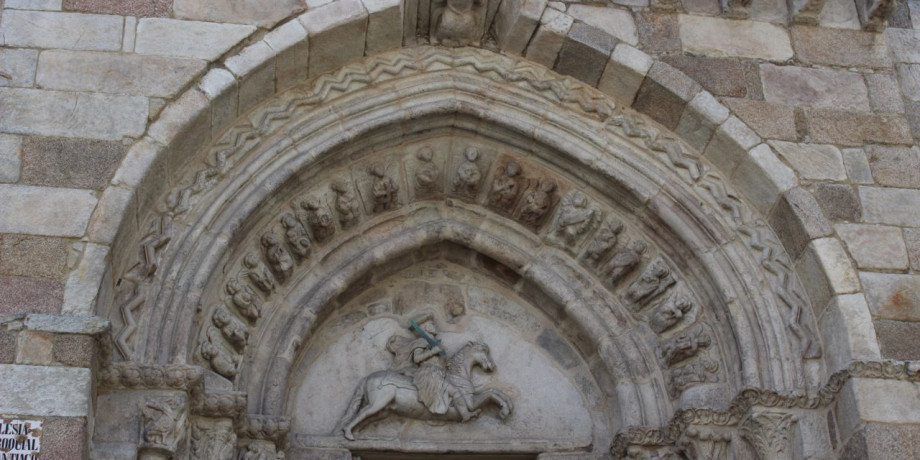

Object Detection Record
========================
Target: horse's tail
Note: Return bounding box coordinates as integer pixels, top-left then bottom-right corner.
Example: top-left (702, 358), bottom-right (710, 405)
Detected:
top-left (337, 377), bottom-right (367, 430)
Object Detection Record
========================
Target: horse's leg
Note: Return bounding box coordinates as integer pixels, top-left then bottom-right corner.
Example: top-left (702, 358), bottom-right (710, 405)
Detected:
top-left (343, 384), bottom-right (395, 440)
top-left (469, 389), bottom-right (513, 419)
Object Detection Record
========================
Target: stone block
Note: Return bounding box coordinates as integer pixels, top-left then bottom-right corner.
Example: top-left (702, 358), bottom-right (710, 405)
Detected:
top-left (0, 276), bottom-right (64, 314)
top-left (174, 0), bottom-right (303, 26)
top-left (635, 11), bottom-right (680, 54)
top-left (147, 88), bottom-right (210, 171)
top-left (41, 416), bottom-right (88, 460)
top-left (676, 91), bottom-right (730, 151)
top-left (0, 364), bottom-right (91, 416)
top-left (678, 14), bottom-right (793, 60)
top-left (111, 137), bottom-right (166, 189)
top-left (264, 20), bottom-right (310, 91)
top-left (598, 44), bottom-right (653, 107)
top-left (703, 116), bottom-right (761, 174)
top-left (885, 28), bottom-right (920, 63)
top-left (0, 184), bottom-right (96, 237)
top-left (860, 272), bottom-right (920, 320)
top-left (0, 48), bottom-right (38, 88)
top-left (633, 62), bottom-right (701, 131)
top-left (796, 238), bottom-right (861, 315)
top-left (768, 141), bottom-right (847, 181)
top-left (362, 0), bottom-right (403, 54)
top-left (874, 320), bottom-right (920, 360)
top-left (791, 26), bottom-right (892, 68)
top-left (769, 187), bottom-right (833, 260)
top-left (866, 145), bottom-right (920, 188)
top-left (0, 235), bottom-right (69, 279)
top-left (524, 8), bottom-right (572, 69)
top-left (804, 109), bottom-right (913, 146)
top-left (840, 148), bottom-right (873, 184)
top-left (20, 136), bottom-right (126, 190)
top-left (87, 186), bottom-right (135, 244)
top-left (904, 228), bottom-right (920, 271)
top-left (16, 330), bottom-right (53, 365)
top-left (818, 294), bottom-right (880, 373)
top-left (300, 0), bottom-right (368, 77)
top-left (843, 379), bottom-right (920, 429)
top-left (494, 0), bottom-right (545, 54)
top-left (135, 18), bottom-right (256, 61)
top-left (731, 143), bottom-right (797, 214)
top-left (123, 15), bottom-right (137, 52)
top-left (0, 88), bottom-right (148, 140)
top-left (198, 67), bottom-right (239, 129)
top-left (555, 23), bottom-right (618, 87)
top-left (0, 331), bottom-right (16, 364)
top-left (567, 5), bottom-right (638, 45)
top-left (60, 243), bottom-right (109, 315)
top-left (837, 224), bottom-right (908, 271)
top-left (52, 333), bottom-right (95, 367)
top-left (724, 99), bottom-right (797, 141)
top-left (6, 0), bottom-right (62, 9)
top-left (662, 55), bottom-right (761, 99)
top-left (907, 100), bottom-right (920, 141)
top-left (0, 134), bottom-right (22, 184)
top-left (812, 183), bottom-right (860, 222)
top-left (898, 64), bottom-right (920, 102)
top-left (859, 186), bottom-right (920, 226)
top-left (865, 73), bottom-right (905, 113)
top-left (0, 10), bottom-right (122, 51)
top-left (64, 0), bottom-right (171, 16)
top-left (913, 0), bottom-right (920, 28)
top-left (224, 41), bottom-right (277, 113)
top-left (37, 50), bottom-right (206, 98)
top-left (761, 64), bottom-right (870, 112)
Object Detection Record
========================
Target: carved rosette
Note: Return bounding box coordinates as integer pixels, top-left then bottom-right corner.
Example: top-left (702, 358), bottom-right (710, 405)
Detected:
top-left (740, 412), bottom-right (796, 460)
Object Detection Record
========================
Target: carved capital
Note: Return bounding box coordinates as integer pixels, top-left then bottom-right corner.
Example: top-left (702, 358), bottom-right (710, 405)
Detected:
top-left (139, 396), bottom-right (188, 459)
top-left (190, 417), bottom-right (237, 460)
top-left (677, 426), bottom-right (732, 460)
top-left (740, 412), bottom-right (796, 460)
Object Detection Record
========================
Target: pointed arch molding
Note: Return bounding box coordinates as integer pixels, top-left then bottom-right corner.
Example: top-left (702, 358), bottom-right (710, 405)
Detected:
top-left (102, 46), bottom-right (824, 448)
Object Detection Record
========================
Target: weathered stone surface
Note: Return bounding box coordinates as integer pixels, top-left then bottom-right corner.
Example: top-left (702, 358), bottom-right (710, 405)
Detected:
top-left (37, 50), bottom-right (206, 98)
top-left (860, 272), bottom-right (920, 320)
top-left (676, 91), bottom-right (730, 151)
top-left (635, 11), bottom-right (680, 54)
top-left (598, 44), bottom-right (653, 106)
top-left (20, 136), bottom-right (126, 190)
top-left (41, 417), bottom-right (88, 460)
top-left (818, 294), bottom-right (880, 373)
top-left (17, 330), bottom-right (53, 365)
top-left (0, 10), bottom-right (122, 51)
top-left (135, 18), bottom-right (256, 60)
top-left (174, 0), bottom-right (303, 26)
top-left (362, 0), bottom-right (402, 54)
top-left (703, 116), bottom-right (761, 173)
top-left (662, 55), bottom-right (761, 99)
top-left (52, 334), bottom-right (95, 367)
top-left (812, 183), bottom-right (860, 222)
top-left (524, 8), bottom-right (572, 68)
top-left (866, 145), bottom-right (920, 188)
top-left (0, 364), bottom-right (91, 416)
top-left (874, 321), bottom-right (920, 360)
top-left (633, 62), bottom-right (701, 130)
top-left (885, 28), bottom-right (920, 63)
top-left (0, 330), bottom-right (16, 364)
top-left (567, 5), bottom-right (638, 45)
top-left (0, 134), bottom-right (21, 184)
top-left (761, 64), bottom-right (870, 111)
top-left (905, 228), bottom-right (920, 271)
top-left (860, 186), bottom-right (920, 226)
top-left (61, 243), bottom-right (108, 315)
top-left (769, 141), bottom-right (847, 181)
top-left (724, 99), bottom-right (796, 141)
top-left (494, 0), bottom-right (545, 54)
top-left (898, 64), bottom-right (920, 101)
top-left (840, 148), bottom-right (873, 184)
top-left (732, 143), bottom-right (797, 213)
top-left (791, 26), bottom-right (892, 68)
top-left (0, 185), bottom-right (97, 237)
top-left (678, 14), bottom-right (793, 60)
top-left (0, 88), bottom-right (148, 140)
top-left (0, 276), bottom-right (64, 314)
top-left (264, 19), bottom-right (309, 91)
top-left (64, 0), bottom-right (170, 16)
top-left (797, 237), bottom-right (861, 314)
top-left (682, 0), bottom-right (721, 14)
top-left (837, 224), bottom-right (908, 270)
top-left (6, 0), bottom-right (62, 9)
top-left (555, 22), bottom-right (618, 86)
top-left (0, 48), bottom-right (38, 88)
top-left (907, 100), bottom-right (920, 141)
top-left (804, 109), bottom-right (913, 146)
top-left (769, 187), bottom-right (833, 260)
top-left (865, 73), bottom-right (905, 113)
top-left (300, 0), bottom-right (368, 77)
top-left (0, 235), bottom-right (70, 279)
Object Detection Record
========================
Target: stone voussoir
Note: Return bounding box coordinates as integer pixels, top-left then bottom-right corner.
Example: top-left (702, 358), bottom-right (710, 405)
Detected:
top-left (299, 0), bottom-right (369, 78)
top-left (524, 7), bottom-right (573, 69)
top-left (597, 43), bottom-right (653, 107)
top-left (731, 143), bottom-right (798, 214)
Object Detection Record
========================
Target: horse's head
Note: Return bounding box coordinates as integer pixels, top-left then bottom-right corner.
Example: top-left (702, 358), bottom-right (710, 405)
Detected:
top-left (465, 341), bottom-right (495, 372)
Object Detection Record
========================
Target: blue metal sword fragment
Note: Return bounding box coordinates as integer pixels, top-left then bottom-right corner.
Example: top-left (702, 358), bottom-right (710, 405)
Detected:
top-left (409, 319), bottom-right (446, 357)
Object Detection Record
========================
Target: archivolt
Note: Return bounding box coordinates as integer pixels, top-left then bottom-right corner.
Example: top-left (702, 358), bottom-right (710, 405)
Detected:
top-left (103, 46), bottom-right (822, 432)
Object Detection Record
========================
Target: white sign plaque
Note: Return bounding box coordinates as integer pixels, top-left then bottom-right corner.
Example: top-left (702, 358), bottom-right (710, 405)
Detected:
top-left (0, 419), bottom-right (41, 460)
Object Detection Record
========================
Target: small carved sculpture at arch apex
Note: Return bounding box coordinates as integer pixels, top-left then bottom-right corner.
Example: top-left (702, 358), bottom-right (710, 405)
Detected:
top-left (280, 212), bottom-right (312, 261)
top-left (517, 178), bottom-right (557, 228)
top-left (489, 159), bottom-right (524, 212)
top-left (226, 279), bottom-right (262, 322)
top-left (453, 146), bottom-right (483, 197)
top-left (261, 233), bottom-right (294, 282)
top-left (243, 253), bottom-right (275, 294)
top-left (331, 178), bottom-right (361, 229)
top-left (370, 164), bottom-right (401, 212)
top-left (414, 146), bottom-right (441, 194)
top-left (432, 0), bottom-right (486, 47)
top-left (298, 196), bottom-right (336, 243)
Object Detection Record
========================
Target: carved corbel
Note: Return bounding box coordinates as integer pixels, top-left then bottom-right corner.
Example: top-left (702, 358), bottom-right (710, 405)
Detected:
top-left (677, 426), bottom-right (732, 460)
top-left (139, 396), bottom-right (188, 460)
top-left (740, 412), bottom-right (797, 460)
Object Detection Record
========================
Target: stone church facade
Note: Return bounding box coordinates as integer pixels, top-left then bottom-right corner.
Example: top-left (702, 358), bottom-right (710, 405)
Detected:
top-left (1, 0), bottom-right (919, 458)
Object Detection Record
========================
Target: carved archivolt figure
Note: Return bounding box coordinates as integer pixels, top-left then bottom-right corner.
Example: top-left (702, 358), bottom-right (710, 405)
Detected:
top-left (298, 196), bottom-right (335, 243)
top-left (280, 212), bottom-right (311, 260)
top-left (489, 160), bottom-right (523, 211)
top-left (200, 328), bottom-right (240, 379)
top-left (518, 178), bottom-right (557, 227)
top-left (212, 308), bottom-right (249, 352)
top-left (371, 165), bottom-right (400, 212)
top-left (435, 0), bottom-right (483, 47)
top-left (331, 178), bottom-right (360, 228)
top-left (649, 296), bottom-right (693, 334)
top-left (606, 241), bottom-right (647, 285)
top-left (414, 146), bottom-right (440, 192)
top-left (226, 279), bottom-right (261, 322)
top-left (453, 146), bottom-right (482, 196)
top-left (241, 442), bottom-right (281, 460)
top-left (261, 233), bottom-right (294, 282)
top-left (555, 191), bottom-right (599, 245)
top-left (584, 218), bottom-right (623, 266)
top-left (661, 328), bottom-right (712, 366)
top-left (625, 258), bottom-right (676, 306)
top-left (243, 253), bottom-right (275, 294)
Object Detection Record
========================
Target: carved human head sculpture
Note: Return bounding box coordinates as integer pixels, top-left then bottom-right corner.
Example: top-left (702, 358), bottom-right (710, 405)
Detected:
top-left (301, 196), bottom-right (323, 211)
top-left (226, 279), bottom-right (241, 295)
top-left (417, 146), bottom-right (434, 162)
top-left (243, 253), bottom-right (260, 269)
top-left (464, 146), bottom-right (479, 162)
top-left (280, 213), bottom-right (298, 229)
top-left (504, 160), bottom-right (521, 177)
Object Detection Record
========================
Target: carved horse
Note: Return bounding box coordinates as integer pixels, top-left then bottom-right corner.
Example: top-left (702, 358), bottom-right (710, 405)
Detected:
top-left (339, 341), bottom-right (514, 440)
